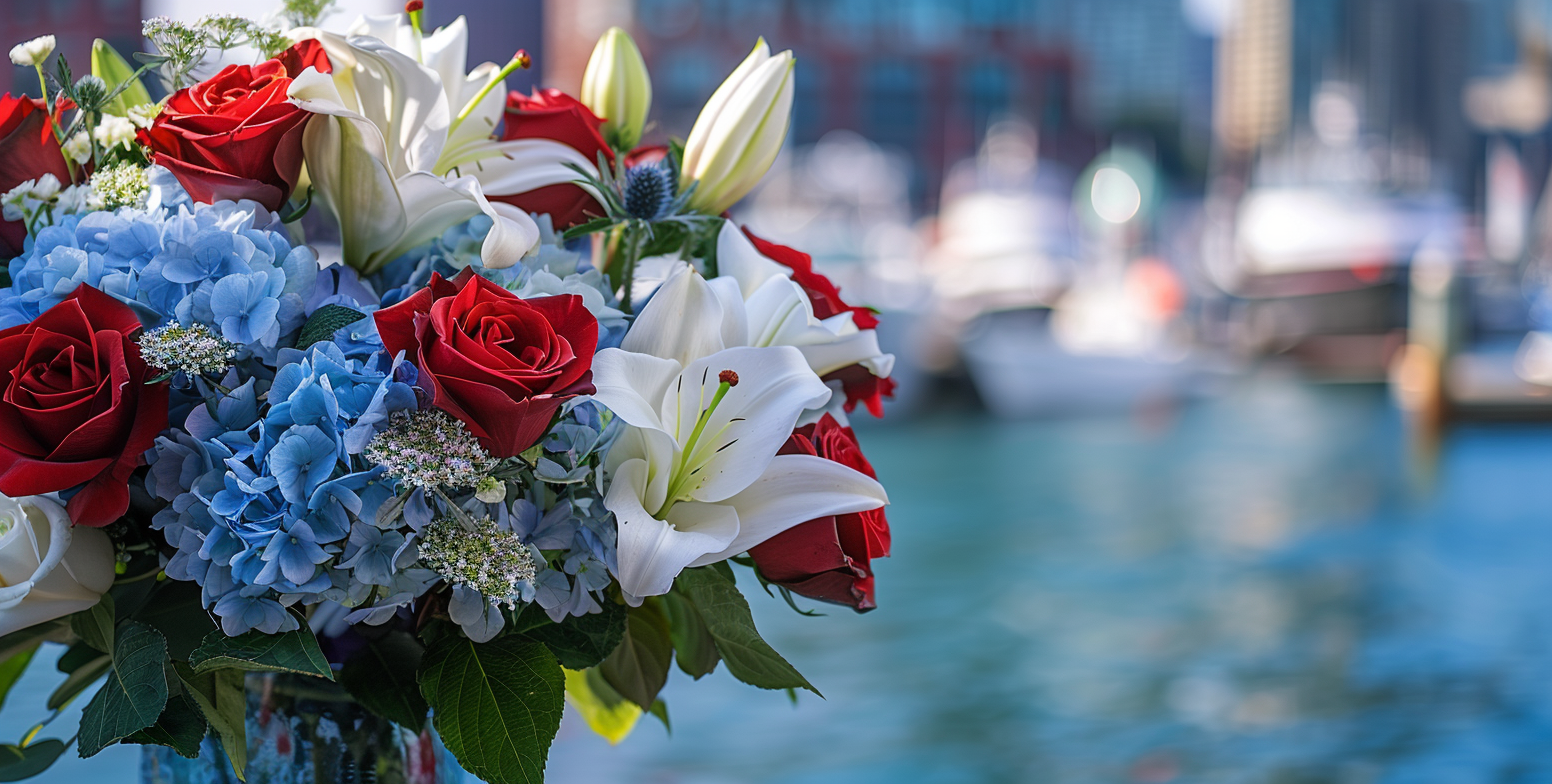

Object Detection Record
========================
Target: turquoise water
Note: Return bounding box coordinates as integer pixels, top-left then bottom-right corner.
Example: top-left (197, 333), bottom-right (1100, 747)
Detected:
top-left (12, 376), bottom-right (1552, 782)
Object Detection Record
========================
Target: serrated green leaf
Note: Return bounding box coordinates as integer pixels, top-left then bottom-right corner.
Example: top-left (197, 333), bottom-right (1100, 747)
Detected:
top-left (47, 653), bottom-right (110, 711)
top-left (70, 596), bottom-right (116, 654)
top-left (176, 665), bottom-right (246, 781)
top-left (132, 581), bottom-right (219, 661)
top-left (340, 631), bottom-right (427, 731)
top-left (0, 739), bottom-right (67, 781)
top-left (295, 304), bottom-right (366, 351)
top-left (673, 567), bottom-right (819, 696)
top-left (420, 635), bottom-right (564, 784)
top-left (188, 628), bottom-right (332, 680)
top-left (659, 593), bottom-right (718, 679)
top-left (598, 602), bottom-right (672, 710)
top-left (0, 646), bottom-right (36, 714)
top-left (92, 39), bottom-right (151, 116)
top-left (524, 601), bottom-right (626, 670)
top-left (121, 693), bottom-right (206, 758)
top-left (78, 620), bottom-right (170, 757)
top-left (563, 667), bottom-right (640, 745)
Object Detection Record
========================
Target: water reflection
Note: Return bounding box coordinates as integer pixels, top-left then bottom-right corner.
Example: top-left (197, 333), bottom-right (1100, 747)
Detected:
top-left (547, 376), bottom-right (1552, 783)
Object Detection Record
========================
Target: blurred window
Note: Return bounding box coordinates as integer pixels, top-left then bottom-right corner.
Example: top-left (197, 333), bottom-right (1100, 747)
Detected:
top-left (825, 0), bottom-right (875, 46)
top-left (640, 0), bottom-right (700, 38)
top-left (793, 57), bottom-right (826, 143)
top-left (864, 59), bottom-right (923, 152)
top-left (965, 61), bottom-right (1011, 140)
top-left (659, 50), bottom-right (718, 114)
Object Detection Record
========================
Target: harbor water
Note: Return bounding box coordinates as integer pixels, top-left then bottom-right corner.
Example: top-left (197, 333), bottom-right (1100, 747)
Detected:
top-left (10, 374), bottom-right (1552, 782)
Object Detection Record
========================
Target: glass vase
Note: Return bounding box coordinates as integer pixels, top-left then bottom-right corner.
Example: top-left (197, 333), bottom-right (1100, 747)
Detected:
top-left (140, 673), bottom-right (464, 784)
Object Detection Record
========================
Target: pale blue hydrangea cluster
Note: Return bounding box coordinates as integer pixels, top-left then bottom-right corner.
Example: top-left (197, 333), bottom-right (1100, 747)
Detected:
top-left (0, 193), bottom-right (317, 367)
top-left (147, 345), bottom-right (424, 635)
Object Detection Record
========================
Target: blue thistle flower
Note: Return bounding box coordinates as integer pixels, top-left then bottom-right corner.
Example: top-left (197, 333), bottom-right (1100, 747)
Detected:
top-left (622, 163), bottom-right (676, 220)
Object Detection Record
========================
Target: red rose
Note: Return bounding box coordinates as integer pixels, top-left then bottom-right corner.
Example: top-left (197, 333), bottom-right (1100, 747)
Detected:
top-left (0, 94), bottom-right (71, 257)
top-left (374, 269), bottom-right (599, 457)
top-left (0, 284), bottom-right (169, 527)
top-left (749, 414), bottom-right (891, 611)
top-left (137, 40), bottom-right (330, 212)
top-left (492, 89), bottom-right (614, 228)
top-left (742, 228), bottom-right (893, 416)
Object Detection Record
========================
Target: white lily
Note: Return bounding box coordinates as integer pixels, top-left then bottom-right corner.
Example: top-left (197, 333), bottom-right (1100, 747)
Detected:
top-left (306, 15), bottom-right (601, 237)
top-left (620, 225), bottom-right (894, 381)
top-left (592, 346), bottom-right (887, 601)
top-left (680, 39), bottom-right (794, 215)
top-left (286, 30), bottom-right (542, 273)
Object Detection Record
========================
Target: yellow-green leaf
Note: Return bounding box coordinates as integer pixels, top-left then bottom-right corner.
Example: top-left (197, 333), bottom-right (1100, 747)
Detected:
top-left (91, 40), bottom-right (151, 117)
top-left (563, 668), bottom-right (640, 745)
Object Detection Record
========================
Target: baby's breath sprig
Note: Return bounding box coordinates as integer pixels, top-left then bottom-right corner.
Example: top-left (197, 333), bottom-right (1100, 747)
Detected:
top-left (418, 516), bottom-right (537, 605)
top-left (365, 410), bottom-right (498, 491)
top-left (91, 163), bottom-right (149, 210)
top-left (138, 321), bottom-right (237, 379)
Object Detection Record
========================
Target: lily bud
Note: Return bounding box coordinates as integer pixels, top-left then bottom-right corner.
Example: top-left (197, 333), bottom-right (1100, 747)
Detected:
top-left (680, 39), bottom-right (794, 216)
top-left (580, 27), bottom-right (651, 152)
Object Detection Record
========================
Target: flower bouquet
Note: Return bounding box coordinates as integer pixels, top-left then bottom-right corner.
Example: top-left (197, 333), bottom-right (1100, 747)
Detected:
top-left (0, 1), bottom-right (894, 781)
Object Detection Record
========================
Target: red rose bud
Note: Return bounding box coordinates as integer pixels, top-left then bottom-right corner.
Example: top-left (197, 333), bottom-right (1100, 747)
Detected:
top-left (136, 41), bottom-right (327, 212)
top-left (373, 269), bottom-right (599, 457)
top-left (0, 285), bottom-right (169, 527)
top-left (719, 369), bottom-right (739, 386)
top-left (749, 414), bottom-right (890, 611)
top-left (492, 89), bottom-right (614, 228)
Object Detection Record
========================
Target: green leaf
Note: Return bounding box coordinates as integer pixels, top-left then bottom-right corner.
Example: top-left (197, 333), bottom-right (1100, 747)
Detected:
top-left (0, 740), bottom-right (67, 781)
top-left (295, 304), bottom-right (367, 351)
top-left (46, 653), bottom-right (110, 710)
top-left (77, 620), bottom-right (170, 757)
top-left (132, 581), bottom-right (219, 661)
top-left (598, 602), bottom-right (672, 710)
top-left (176, 665), bottom-right (246, 781)
top-left (673, 567), bottom-right (819, 696)
top-left (0, 647), bottom-right (36, 714)
top-left (70, 596), bottom-right (116, 654)
top-left (561, 216), bottom-right (616, 241)
top-left (188, 628), bottom-right (333, 680)
top-left (647, 699), bottom-right (671, 733)
top-left (122, 692), bottom-right (206, 758)
top-left (56, 642), bottom-right (101, 674)
top-left (340, 631), bottom-right (427, 731)
top-left (524, 601), bottom-right (626, 670)
top-left (562, 667), bottom-right (640, 745)
top-left (0, 620), bottom-right (66, 664)
top-left (279, 186), bottom-right (313, 223)
top-left (420, 636), bottom-right (564, 784)
top-left (659, 593), bottom-right (718, 679)
top-left (91, 39), bottom-right (153, 117)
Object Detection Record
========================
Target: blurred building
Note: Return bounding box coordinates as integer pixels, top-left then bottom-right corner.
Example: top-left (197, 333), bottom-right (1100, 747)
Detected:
top-left (5, 0), bottom-right (143, 96)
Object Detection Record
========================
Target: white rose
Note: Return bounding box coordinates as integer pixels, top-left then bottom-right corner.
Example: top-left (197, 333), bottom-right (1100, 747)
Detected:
top-left (0, 494), bottom-right (115, 638)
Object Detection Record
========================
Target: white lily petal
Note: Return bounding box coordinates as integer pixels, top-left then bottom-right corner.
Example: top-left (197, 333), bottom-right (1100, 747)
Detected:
top-left (690, 453), bottom-right (887, 566)
top-left (717, 221), bottom-right (786, 296)
top-left (798, 332), bottom-right (896, 378)
top-left (622, 266), bottom-right (733, 366)
top-left (342, 36), bottom-right (451, 175)
top-left (450, 138), bottom-right (601, 198)
top-left (442, 62), bottom-right (506, 160)
top-left (682, 40), bottom-right (770, 178)
top-left (590, 348), bottom-right (682, 432)
top-left (671, 347), bottom-right (831, 503)
top-left (608, 460), bottom-right (739, 602)
top-left (292, 69), bottom-right (406, 271)
top-left (706, 276), bottom-right (750, 350)
top-left (480, 199), bottom-right (542, 269)
top-left (602, 426), bottom-right (676, 508)
top-left (420, 16), bottom-right (471, 111)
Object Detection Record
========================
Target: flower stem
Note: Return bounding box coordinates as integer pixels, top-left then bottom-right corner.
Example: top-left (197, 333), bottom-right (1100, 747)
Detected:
top-left (448, 50), bottom-right (531, 138)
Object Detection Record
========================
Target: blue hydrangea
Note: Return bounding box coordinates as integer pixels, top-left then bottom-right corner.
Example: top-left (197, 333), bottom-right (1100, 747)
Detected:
top-left (0, 198), bottom-right (317, 363)
top-left (148, 343), bottom-right (420, 635)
